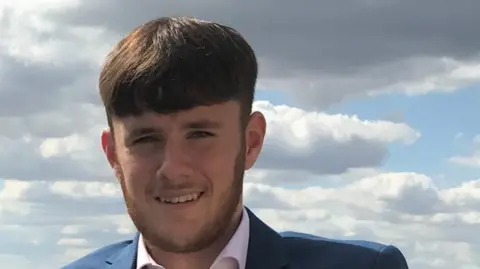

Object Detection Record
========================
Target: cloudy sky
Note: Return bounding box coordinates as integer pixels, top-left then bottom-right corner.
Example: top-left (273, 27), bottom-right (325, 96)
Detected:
top-left (1, 1), bottom-right (480, 268)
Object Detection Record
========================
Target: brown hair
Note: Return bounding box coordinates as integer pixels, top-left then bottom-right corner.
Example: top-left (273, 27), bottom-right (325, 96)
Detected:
top-left (98, 16), bottom-right (258, 128)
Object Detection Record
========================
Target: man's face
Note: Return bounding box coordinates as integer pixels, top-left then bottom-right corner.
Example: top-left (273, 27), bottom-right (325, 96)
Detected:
top-left (101, 101), bottom-right (266, 252)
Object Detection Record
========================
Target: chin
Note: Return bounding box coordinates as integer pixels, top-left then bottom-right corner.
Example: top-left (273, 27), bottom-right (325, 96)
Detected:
top-left (147, 226), bottom-right (217, 253)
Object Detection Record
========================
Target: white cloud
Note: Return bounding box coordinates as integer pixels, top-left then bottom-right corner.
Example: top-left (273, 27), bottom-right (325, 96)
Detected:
top-left (61, 225), bottom-right (82, 235)
top-left (449, 135), bottom-right (480, 168)
top-left (50, 181), bottom-right (121, 198)
top-left (259, 56), bottom-right (480, 109)
top-left (57, 238), bottom-right (89, 247)
top-left (441, 179), bottom-right (480, 210)
top-left (254, 101), bottom-right (420, 174)
top-left (256, 101), bottom-right (419, 145)
top-left (449, 154), bottom-right (480, 167)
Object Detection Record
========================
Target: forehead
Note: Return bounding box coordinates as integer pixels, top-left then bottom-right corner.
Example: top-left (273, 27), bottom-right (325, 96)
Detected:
top-left (112, 101), bottom-right (242, 132)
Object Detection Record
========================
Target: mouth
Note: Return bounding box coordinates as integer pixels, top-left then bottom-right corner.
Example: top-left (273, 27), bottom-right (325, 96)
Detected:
top-left (155, 192), bottom-right (204, 205)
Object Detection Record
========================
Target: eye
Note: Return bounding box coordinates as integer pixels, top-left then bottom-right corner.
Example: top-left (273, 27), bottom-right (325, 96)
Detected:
top-left (187, 131), bottom-right (214, 139)
top-left (134, 136), bottom-right (159, 144)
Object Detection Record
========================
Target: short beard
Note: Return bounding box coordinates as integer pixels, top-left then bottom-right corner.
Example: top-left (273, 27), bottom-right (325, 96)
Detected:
top-left (120, 144), bottom-right (245, 253)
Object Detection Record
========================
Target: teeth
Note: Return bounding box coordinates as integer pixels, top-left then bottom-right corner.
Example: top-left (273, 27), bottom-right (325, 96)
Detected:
top-left (158, 193), bottom-right (201, 204)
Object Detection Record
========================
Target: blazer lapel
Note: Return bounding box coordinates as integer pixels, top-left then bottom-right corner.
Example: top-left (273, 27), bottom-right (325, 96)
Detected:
top-left (245, 208), bottom-right (289, 269)
top-left (105, 232), bottom-right (139, 269)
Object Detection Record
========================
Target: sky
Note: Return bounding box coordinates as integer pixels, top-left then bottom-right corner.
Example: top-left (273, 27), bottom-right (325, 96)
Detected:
top-left (1, 1), bottom-right (480, 268)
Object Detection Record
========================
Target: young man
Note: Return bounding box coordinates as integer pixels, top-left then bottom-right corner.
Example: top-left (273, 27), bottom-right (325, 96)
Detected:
top-left (62, 16), bottom-right (409, 269)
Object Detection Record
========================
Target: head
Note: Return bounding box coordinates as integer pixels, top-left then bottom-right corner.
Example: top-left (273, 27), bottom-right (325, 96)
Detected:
top-left (99, 17), bottom-right (266, 253)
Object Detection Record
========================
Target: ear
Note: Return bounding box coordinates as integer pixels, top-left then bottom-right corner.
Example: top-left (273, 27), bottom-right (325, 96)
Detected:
top-left (244, 111), bottom-right (267, 170)
top-left (101, 128), bottom-right (117, 169)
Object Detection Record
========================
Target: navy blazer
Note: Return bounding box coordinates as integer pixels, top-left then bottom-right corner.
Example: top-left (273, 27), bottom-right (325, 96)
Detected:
top-left (61, 208), bottom-right (408, 269)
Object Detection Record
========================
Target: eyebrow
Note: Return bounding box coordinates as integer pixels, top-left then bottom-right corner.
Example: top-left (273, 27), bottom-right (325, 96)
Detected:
top-left (128, 119), bottom-right (222, 137)
top-left (128, 127), bottom-right (157, 138)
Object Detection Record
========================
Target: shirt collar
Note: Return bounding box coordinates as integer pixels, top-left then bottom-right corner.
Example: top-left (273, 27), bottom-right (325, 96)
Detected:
top-left (137, 232), bottom-right (162, 269)
top-left (136, 207), bottom-right (250, 269)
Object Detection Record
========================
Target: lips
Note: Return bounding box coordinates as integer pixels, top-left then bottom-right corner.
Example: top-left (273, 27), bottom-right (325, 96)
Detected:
top-left (155, 192), bottom-right (204, 204)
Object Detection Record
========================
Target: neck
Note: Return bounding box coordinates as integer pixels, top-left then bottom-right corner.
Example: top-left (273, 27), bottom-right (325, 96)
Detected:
top-left (145, 204), bottom-right (244, 269)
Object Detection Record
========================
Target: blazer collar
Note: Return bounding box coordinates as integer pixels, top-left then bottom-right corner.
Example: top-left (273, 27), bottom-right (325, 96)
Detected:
top-left (245, 207), bottom-right (288, 269)
top-left (105, 207), bottom-right (288, 269)
top-left (105, 233), bottom-right (138, 269)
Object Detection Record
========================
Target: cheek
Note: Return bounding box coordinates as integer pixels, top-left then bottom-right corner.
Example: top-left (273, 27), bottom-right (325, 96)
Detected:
top-left (198, 147), bottom-right (238, 185)
top-left (118, 156), bottom-right (156, 193)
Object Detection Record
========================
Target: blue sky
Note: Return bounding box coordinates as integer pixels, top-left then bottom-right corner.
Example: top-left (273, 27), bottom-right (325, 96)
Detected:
top-left (256, 86), bottom-right (480, 189)
top-left (328, 86), bottom-right (480, 188)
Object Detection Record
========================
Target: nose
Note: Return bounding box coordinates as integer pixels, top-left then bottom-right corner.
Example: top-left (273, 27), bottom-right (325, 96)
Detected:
top-left (156, 139), bottom-right (193, 181)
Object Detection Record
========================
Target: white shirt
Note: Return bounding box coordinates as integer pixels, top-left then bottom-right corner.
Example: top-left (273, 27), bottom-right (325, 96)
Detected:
top-left (136, 208), bottom-right (250, 269)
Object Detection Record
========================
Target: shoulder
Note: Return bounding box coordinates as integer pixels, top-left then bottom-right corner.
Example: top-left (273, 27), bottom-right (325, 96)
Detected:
top-left (60, 239), bottom-right (134, 269)
top-left (280, 231), bottom-right (408, 269)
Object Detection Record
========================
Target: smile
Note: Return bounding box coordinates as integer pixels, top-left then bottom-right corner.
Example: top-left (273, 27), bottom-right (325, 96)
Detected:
top-left (155, 192), bottom-right (204, 204)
